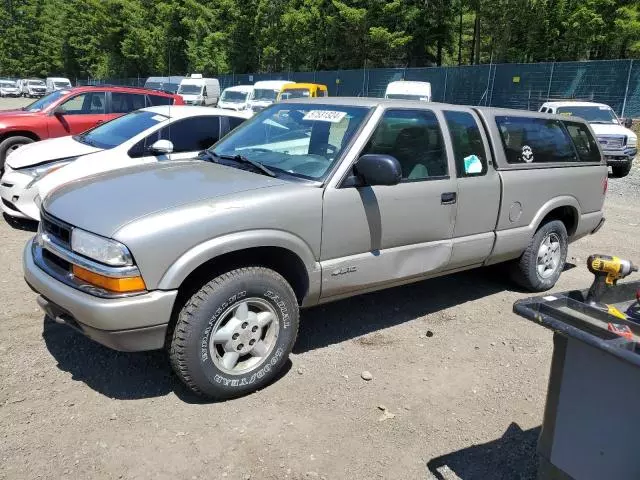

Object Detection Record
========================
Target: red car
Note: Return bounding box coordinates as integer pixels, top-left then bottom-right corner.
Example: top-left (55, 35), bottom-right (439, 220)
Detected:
top-left (0, 85), bottom-right (184, 169)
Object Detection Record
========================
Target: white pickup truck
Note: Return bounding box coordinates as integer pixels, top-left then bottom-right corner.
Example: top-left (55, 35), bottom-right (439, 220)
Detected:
top-left (540, 101), bottom-right (637, 177)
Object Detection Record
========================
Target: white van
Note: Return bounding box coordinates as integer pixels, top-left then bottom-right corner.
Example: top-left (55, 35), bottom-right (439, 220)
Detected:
top-left (45, 77), bottom-right (72, 93)
top-left (218, 85), bottom-right (254, 111)
top-left (144, 76), bottom-right (185, 94)
top-left (384, 81), bottom-right (432, 102)
top-left (249, 80), bottom-right (293, 113)
top-left (177, 74), bottom-right (220, 106)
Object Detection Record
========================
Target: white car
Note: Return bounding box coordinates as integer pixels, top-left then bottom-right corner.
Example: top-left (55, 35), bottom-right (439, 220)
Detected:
top-left (539, 101), bottom-right (637, 177)
top-left (0, 106), bottom-right (250, 221)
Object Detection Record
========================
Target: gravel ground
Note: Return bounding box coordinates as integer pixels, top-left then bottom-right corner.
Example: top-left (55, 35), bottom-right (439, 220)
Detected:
top-left (0, 96), bottom-right (639, 479)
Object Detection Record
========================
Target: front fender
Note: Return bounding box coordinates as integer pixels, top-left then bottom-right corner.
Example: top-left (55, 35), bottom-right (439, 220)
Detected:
top-left (157, 229), bottom-right (322, 302)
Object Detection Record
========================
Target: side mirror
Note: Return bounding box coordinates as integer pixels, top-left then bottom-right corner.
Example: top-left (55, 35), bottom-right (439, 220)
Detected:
top-left (623, 118), bottom-right (633, 128)
top-left (149, 139), bottom-right (174, 155)
top-left (346, 154), bottom-right (402, 187)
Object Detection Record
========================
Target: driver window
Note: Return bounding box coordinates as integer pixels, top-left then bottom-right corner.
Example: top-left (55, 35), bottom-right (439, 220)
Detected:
top-left (361, 109), bottom-right (448, 181)
top-left (60, 92), bottom-right (105, 114)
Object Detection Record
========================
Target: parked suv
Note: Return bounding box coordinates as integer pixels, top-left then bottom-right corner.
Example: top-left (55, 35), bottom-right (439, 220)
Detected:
top-left (24, 98), bottom-right (607, 399)
top-left (540, 101), bottom-right (636, 177)
top-left (0, 85), bottom-right (183, 170)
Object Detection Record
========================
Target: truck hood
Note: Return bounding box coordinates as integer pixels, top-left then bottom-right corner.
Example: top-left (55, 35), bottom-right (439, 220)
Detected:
top-left (6, 136), bottom-right (102, 169)
top-left (0, 109), bottom-right (41, 118)
top-left (42, 160), bottom-right (288, 237)
top-left (590, 123), bottom-right (636, 138)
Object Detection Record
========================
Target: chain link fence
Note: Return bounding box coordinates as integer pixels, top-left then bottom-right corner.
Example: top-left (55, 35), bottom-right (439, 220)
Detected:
top-left (9, 59), bottom-right (637, 117)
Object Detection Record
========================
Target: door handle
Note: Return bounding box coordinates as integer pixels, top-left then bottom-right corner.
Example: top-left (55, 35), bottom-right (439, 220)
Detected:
top-left (441, 192), bottom-right (457, 205)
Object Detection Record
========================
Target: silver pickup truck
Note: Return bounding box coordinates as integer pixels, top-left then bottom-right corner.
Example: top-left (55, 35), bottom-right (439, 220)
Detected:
top-left (24, 98), bottom-right (607, 398)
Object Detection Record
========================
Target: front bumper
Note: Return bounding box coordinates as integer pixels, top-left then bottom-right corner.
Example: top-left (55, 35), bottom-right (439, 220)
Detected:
top-left (0, 169), bottom-right (40, 220)
top-left (603, 147), bottom-right (637, 165)
top-left (24, 239), bottom-right (178, 351)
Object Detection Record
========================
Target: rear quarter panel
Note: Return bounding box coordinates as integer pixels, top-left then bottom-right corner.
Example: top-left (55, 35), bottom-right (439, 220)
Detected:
top-left (474, 107), bottom-right (607, 264)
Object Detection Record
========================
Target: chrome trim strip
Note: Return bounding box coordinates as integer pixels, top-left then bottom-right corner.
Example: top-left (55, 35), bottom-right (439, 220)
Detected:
top-left (41, 233), bottom-right (140, 278)
top-left (33, 242), bottom-right (145, 299)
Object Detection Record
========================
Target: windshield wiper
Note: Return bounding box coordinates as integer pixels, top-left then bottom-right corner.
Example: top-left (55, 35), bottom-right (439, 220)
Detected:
top-left (205, 151), bottom-right (277, 178)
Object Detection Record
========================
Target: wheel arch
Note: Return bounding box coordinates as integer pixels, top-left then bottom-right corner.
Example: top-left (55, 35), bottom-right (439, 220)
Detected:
top-left (531, 196), bottom-right (580, 237)
top-left (158, 230), bottom-right (321, 305)
top-left (0, 130), bottom-right (41, 143)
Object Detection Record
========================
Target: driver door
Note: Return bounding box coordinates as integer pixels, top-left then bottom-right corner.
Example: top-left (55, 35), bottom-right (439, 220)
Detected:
top-left (47, 92), bottom-right (107, 137)
top-left (320, 108), bottom-right (457, 299)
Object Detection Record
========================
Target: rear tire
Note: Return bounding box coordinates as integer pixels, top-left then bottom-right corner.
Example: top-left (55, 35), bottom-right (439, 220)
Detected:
top-left (611, 162), bottom-right (632, 178)
top-left (169, 267), bottom-right (299, 399)
top-left (0, 136), bottom-right (34, 170)
top-left (510, 220), bottom-right (568, 292)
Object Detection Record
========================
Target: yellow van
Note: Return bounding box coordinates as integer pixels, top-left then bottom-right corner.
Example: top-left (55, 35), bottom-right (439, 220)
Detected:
top-left (277, 83), bottom-right (328, 100)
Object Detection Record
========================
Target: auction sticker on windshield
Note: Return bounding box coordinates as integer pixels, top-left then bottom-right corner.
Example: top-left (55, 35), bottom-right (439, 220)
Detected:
top-left (303, 110), bottom-right (347, 123)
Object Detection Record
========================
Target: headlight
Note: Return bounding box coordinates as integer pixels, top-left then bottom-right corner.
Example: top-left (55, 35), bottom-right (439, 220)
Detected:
top-left (23, 159), bottom-right (75, 187)
top-left (71, 228), bottom-right (133, 266)
top-left (628, 136), bottom-right (637, 148)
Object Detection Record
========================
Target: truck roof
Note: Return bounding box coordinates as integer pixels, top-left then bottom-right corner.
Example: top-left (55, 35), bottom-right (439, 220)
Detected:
top-left (541, 101), bottom-right (611, 109)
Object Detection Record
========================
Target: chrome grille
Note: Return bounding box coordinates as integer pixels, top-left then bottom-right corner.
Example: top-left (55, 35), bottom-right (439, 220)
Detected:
top-left (597, 136), bottom-right (625, 150)
top-left (41, 212), bottom-right (72, 248)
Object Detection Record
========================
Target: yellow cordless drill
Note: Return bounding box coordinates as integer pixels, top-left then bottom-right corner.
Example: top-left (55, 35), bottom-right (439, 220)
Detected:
top-left (586, 255), bottom-right (638, 310)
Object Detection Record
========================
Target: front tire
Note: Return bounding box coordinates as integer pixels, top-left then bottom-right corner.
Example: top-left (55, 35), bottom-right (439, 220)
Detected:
top-left (611, 162), bottom-right (632, 178)
top-left (510, 220), bottom-right (568, 292)
top-left (169, 267), bottom-right (299, 399)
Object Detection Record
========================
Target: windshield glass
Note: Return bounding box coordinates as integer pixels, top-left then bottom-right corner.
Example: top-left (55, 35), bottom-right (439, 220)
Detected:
top-left (221, 90), bottom-right (249, 103)
top-left (385, 93), bottom-right (429, 101)
top-left (76, 110), bottom-right (168, 149)
top-left (0, 81), bottom-right (16, 88)
top-left (211, 104), bottom-right (370, 180)
top-left (280, 88), bottom-right (311, 100)
top-left (54, 81), bottom-right (70, 88)
top-left (24, 90), bottom-right (68, 112)
top-left (556, 106), bottom-right (618, 124)
top-left (253, 89), bottom-right (279, 102)
top-left (178, 84), bottom-right (202, 95)
top-left (28, 80), bottom-right (45, 86)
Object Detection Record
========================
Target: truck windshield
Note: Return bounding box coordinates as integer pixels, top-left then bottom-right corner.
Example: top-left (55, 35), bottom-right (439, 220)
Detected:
top-left (178, 84), bottom-right (202, 95)
top-left (280, 89), bottom-right (311, 100)
top-left (385, 94), bottom-right (429, 101)
top-left (74, 110), bottom-right (168, 149)
top-left (28, 80), bottom-right (45, 86)
top-left (210, 104), bottom-right (370, 180)
top-left (556, 106), bottom-right (618, 124)
top-left (54, 82), bottom-right (70, 88)
top-left (0, 81), bottom-right (16, 87)
top-left (221, 91), bottom-right (249, 103)
top-left (253, 89), bottom-right (278, 101)
top-left (23, 90), bottom-right (68, 112)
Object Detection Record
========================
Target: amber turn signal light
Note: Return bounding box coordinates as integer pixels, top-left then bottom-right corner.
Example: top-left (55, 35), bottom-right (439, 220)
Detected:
top-left (72, 265), bottom-right (146, 293)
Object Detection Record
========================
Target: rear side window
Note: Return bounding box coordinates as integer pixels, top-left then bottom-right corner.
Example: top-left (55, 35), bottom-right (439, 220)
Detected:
top-left (563, 121), bottom-right (601, 163)
top-left (444, 110), bottom-right (487, 177)
top-left (495, 116), bottom-right (578, 164)
top-left (147, 94), bottom-right (173, 106)
top-left (110, 92), bottom-right (146, 113)
top-left (159, 116), bottom-right (221, 152)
